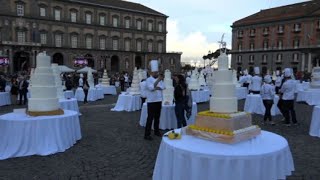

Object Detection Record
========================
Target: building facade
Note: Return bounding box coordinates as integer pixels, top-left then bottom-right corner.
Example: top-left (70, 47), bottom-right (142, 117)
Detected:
top-left (231, 1), bottom-right (320, 74)
top-left (0, 0), bottom-right (182, 74)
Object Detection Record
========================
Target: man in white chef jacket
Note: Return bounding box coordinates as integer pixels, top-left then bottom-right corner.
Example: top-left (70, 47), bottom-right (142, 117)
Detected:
top-left (144, 60), bottom-right (165, 140)
top-left (249, 67), bottom-right (262, 94)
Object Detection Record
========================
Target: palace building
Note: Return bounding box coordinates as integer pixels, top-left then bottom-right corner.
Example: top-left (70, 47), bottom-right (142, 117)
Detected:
top-left (230, 0), bottom-right (320, 74)
top-left (0, 0), bottom-right (182, 74)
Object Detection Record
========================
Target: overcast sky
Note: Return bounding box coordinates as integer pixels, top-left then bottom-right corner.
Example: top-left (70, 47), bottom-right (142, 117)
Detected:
top-left (127, 0), bottom-right (308, 64)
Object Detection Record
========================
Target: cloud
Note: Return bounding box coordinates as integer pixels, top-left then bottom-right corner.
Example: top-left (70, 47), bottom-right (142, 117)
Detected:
top-left (166, 19), bottom-right (220, 64)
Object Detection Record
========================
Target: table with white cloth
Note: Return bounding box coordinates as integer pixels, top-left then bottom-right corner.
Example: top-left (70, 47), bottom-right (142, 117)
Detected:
top-left (111, 93), bottom-right (141, 112)
top-left (75, 88), bottom-right (103, 101)
top-left (95, 85), bottom-right (117, 95)
top-left (191, 90), bottom-right (210, 103)
top-left (153, 130), bottom-right (294, 180)
top-left (115, 81), bottom-right (120, 87)
top-left (310, 105), bottom-right (320, 137)
top-left (236, 87), bottom-right (248, 99)
top-left (296, 89), bottom-right (320, 105)
top-left (94, 88), bottom-right (104, 100)
top-left (59, 98), bottom-right (80, 115)
top-left (295, 82), bottom-right (310, 93)
top-left (244, 94), bottom-right (281, 116)
top-left (64, 90), bottom-right (75, 99)
top-left (139, 102), bottom-right (197, 130)
top-left (0, 110), bottom-right (81, 160)
top-left (5, 85), bottom-right (11, 92)
top-left (0, 92), bottom-right (11, 106)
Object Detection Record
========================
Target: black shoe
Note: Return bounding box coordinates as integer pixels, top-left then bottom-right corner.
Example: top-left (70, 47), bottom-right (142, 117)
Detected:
top-left (293, 123), bottom-right (300, 126)
top-left (144, 136), bottom-right (153, 141)
top-left (154, 132), bottom-right (162, 137)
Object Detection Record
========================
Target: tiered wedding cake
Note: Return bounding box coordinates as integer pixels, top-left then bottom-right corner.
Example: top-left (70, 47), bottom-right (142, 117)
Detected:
top-left (186, 48), bottom-right (260, 144)
top-left (311, 67), bottom-right (320, 88)
top-left (52, 63), bottom-right (65, 99)
top-left (188, 69), bottom-right (200, 90)
top-left (198, 72), bottom-right (206, 86)
top-left (87, 68), bottom-right (95, 89)
top-left (162, 69), bottom-right (174, 105)
top-left (101, 69), bottom-right (110, 86)
top-left (129, 68), bottom-right (140, 95)
top-left (28, 52), bottom-right (63, 116)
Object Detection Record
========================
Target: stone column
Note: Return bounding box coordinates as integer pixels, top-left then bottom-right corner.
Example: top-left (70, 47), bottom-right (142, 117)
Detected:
top-left (308, 53), bottom-right (312, 73)
top-left (301, 53), bottom-right (305, 71)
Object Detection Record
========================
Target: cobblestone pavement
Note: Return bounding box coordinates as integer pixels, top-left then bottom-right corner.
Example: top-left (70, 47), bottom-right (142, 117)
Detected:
top-left (0, 95), bottom-right (320, 180)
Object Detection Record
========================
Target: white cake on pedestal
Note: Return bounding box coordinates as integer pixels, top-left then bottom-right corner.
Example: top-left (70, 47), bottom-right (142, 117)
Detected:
top-left (129, 68), bottom-right (141, 95)
top-left (311, 67), bottom-right (320, 88)
top-left (28, 52), bottom-right (63, 116)
top-left (101, 69), bottom-right (110, 86)
top-left (87, 68), bottom-right (95, 89)
top-left (188, 69), bottom-right (200, 90)
top-left (198, 72), bottom-right (206, 86)
top-left (162, 69), bottom-right (174, 105)
top-left (52, 63), bottom-right (65, 99)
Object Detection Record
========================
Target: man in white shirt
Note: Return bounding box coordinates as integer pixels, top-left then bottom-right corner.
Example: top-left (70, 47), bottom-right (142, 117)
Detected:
top-left (280, 68), bottom-right (298, 126)
top-left (144, 60), bottom-right (165, 140)
top-left (249, 67), bottom-right (262, 94)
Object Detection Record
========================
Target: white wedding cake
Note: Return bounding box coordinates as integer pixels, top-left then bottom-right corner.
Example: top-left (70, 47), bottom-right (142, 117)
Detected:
top-left (87, 68), bottom-right (95, 89)
top-left (206, 72), bottom-right (214, 91)
top-left (211, 53), bottom-right (237, 113)
top-left (101, 69), bottom-right (110, 86)
top-left (162, 69), bottom-right (174, 105)
top-left (129, 68), bottom-right (140, 95)
top-left (311, 67), bottom-right (320, 88)
top-left (189, 69), bottom-right (200, 90)
top-left (52, 63), bottom-right (65, 99)
top-left (28, 52), bottom-right (62, 115)
top-left (198, 72), bottom-right (206, 86)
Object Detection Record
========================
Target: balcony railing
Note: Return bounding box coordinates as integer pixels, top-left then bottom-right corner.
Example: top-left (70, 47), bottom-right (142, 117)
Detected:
top-left (1, 41), bottom-right (41, 46)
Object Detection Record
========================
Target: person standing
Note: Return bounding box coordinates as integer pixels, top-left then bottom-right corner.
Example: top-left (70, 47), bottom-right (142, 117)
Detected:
top-left (144, 60), bottom-right (165, 140)
top-left (0, 75), bottom-right (6, 92)
top-left (18, 76), bottom-right (29, 105)
top-left (119, 74), bottom-right (125, 92)
top-left (83, 76), bottom-right (90, 104)
top-left (249, 67), bottom-right (262, 94)
top-left (140, 76), bottom-right (147, 108)
top-left (10, 77), bottom-right (19, 105)
top-left (275, 70), bottom-right (282, 94)
top-left (260, 75), bottom-right (275, 125)
top-left (174, 74), bottom-right (188, 128)
top-left (280, 68), bottom-right (298, 126)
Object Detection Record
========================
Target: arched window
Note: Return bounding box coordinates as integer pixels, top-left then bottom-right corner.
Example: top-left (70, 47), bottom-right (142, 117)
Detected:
top-left (112, 37), bottom-right (119, 50)
top-left (99, 13), bottom-right (106, 25)
top-left (70, 33), bottom-right (78, 48)
top-left (136, 39), bottom-right (142, 52)
top-left (147, 40), bottom-right (153, 52)
top-left (112, 15), bottom-right (119, 27)
top-left (85, 11), bottom-right (92, 24)
top-left (158, 41), bottom-right (163, 53)
top-left (136, 19), bottom-right (142, 30)
top-left (54, 31), bottom-right (63, 47)
top-left (85, 34), bottom-right (93, 49)
top-left (70, 9), bottom-right (78, 22)
top-left (40, 30), bottom-right (47, 45)
top-left (99, 36), bottom-right (106, 50)
top-left (124, 38), bottom-right (131, 51)
top-left (54, 6), bottom-right (62, 21)
top-left (158, 22), bottom-right (163, 32)
top-left (124, 16), bottom-right (131, 28)
top-left (147, 20), bottom-right (153, 31)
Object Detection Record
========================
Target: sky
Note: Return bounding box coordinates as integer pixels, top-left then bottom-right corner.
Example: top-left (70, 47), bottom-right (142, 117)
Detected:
top-left (127, 0), bottom-right (308, 65)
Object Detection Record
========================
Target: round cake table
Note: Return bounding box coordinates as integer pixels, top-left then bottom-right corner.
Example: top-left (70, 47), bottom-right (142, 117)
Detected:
top-left (139, 102), bottom-right (197, 130)
top-left (59, 98), bottom-right (80, 115)
top-left (296, 89), bottom-right (320, 105)
top-left (191, 90), bottom-right (210, 103)
top-left (0, 92), bottom-right (11, 106)
top-left (0, 110), bottom-right (81, 160)
top-left (236, 87), bottom-right (248, 99)
top-left (310, 105), bottom-right (320, 137)
top-left (153, 130), bottom-right (294, 180)
top-left (95, 85), bottom-right (117, 95)
top-left (111, 93), bottom-right (141, 112)
top-left (244, 94), bottom-right (281, 116)
top-left (64, 90), bottom-right (75, 99)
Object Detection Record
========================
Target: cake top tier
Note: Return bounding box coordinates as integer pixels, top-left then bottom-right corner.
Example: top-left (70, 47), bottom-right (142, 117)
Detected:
top-left (217, 53), bottom-right (228, 70)
top-left (36, 51), bottom-right (51, 68)
top-left (165, 69), bottom-right (171, 79)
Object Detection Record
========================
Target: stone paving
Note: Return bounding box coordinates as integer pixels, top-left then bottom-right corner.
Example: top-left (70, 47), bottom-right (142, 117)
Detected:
top-left (0, 94), bottom-right (319, 180)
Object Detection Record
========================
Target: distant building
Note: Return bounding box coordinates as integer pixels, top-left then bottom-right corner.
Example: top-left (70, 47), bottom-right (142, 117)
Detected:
top-left (230, 0), bottom-right (320, 74)
top-left (0, 0), bottom-right (182, 74)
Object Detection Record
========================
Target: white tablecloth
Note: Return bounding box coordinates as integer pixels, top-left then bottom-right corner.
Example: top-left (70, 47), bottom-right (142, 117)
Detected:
top-left (0, 92), bottom-right (11, 106)
top-left (296, 89), bottom-right (320, 105)
top-left (64, 91), bottom-right (75, 99)
top-left (5, 85), bottom-right (11, 92)
top-left (115, 82), bottom-right (120, 87)
top-left (75, 88), bottom-right (85, 101)
top-left (139, 102), bottom-right (197, 130)
top-left (153, 130), bottom-right (294, 180)
top-left (244, 94), bottom-right (281, 116)
top-left (295, 82), bottom-right (310, 93)
top-left (0, 110), bottom-right (81, 160)
top-left (310, 106), bottom-right (320, 137)
top-left (111, 94), bottom-right (141, 112)
top-left (96, 85), bottom-right (117, 95)
top-left (191, 90), bottom-right (210, 103)
top-left (236, 87), bottom-right (248, 99)
top-left (75, 88), bottom-right (103, 101)
top-left (59, 98), bottom-right (80, 115)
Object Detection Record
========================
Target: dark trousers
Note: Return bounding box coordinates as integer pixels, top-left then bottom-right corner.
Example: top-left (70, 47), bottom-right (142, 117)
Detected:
top-left (141, 97), bottom-right (146, 108)
top-left (175, 102), bottom-right (187, 128)
top-left (251, 90), bottom-right (260, 94)
top-left (145, 102), bottom-right (162, 136)
top-left (282, 100), bottom-right (297, 124)
top-left (243, 83), bottom-right (249, 88)
top-left (275, 87), bottom-right (281, 94)
top-left (120, 82), bottom-right (125, 91)
top-left (84, 89), bottom-right (89, 103)
top-left (263, 100), bottom-right (273, 121)
top-left (19, 90), bottom-right (27, 105)
top-left (277, 98), bottom-right (285, 115)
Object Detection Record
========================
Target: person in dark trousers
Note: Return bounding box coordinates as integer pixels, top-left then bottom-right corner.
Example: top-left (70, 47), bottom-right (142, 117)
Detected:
top-left (0, 75), bottom-right (6, 92)
top-left (83, 76), bottom-right (90, 104)
top-left (174, 74), bottom-right (188, 128)
top-left (18, 76), bottom-right (29, 105)
top-left (119, 74), bottom-right (125, 92)
top-left (65, 75), bottom-right (73, 90)
top-left (277, 76), bottom-right (286, 116)
top-left (144, 60), bottom-right (165, 141)
top-left (10, 77), bottom-right (19, 105)
top-left (260, 75), bottom-right (275, 125)
top-left (280, 68), bottom-right (298, 126)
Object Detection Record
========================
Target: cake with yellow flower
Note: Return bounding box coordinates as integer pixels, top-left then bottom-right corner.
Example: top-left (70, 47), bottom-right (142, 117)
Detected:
top-left (186, 47), bottom-right (260, 144)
